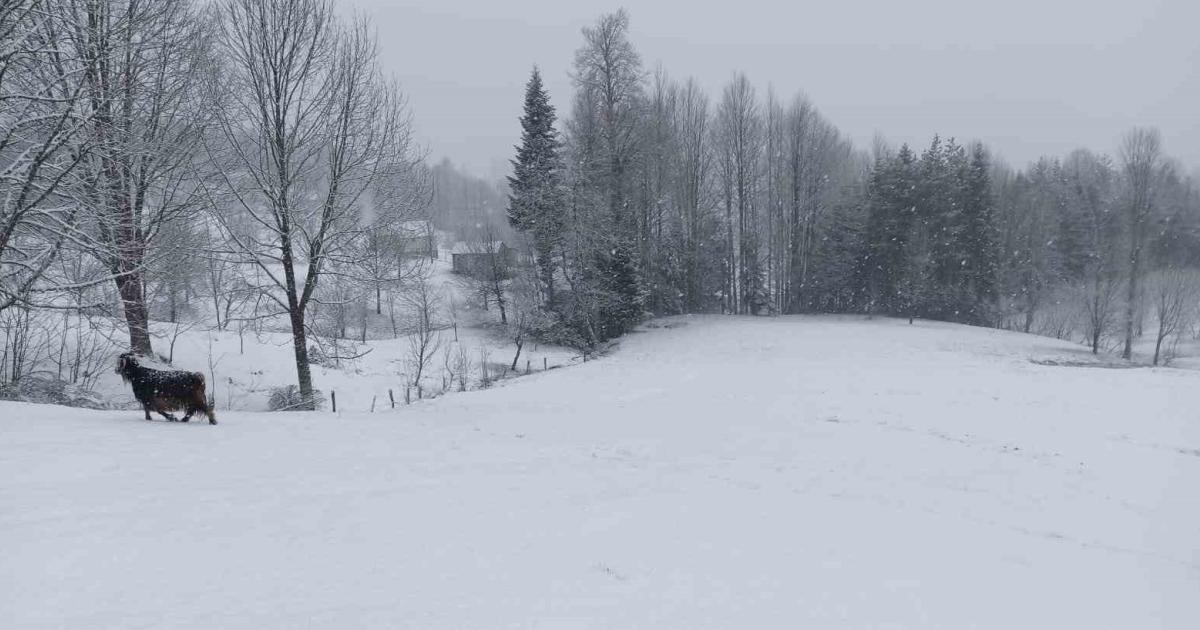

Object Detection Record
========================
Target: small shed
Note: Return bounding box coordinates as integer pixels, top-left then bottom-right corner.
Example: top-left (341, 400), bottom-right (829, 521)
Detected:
top-left (390, 220), bottom-right (436, 260)
top-left (451, 241), bottom-right (515, 280)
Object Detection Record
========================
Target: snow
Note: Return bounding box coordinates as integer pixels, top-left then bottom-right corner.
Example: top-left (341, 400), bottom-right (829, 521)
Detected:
top-left (74, 257), bottom-right (577, 413)
top-left (2, 315), bottom-right (1198, 628)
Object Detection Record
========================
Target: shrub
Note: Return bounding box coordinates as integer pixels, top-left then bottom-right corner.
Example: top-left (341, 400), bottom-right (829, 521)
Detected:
top-left (267, 385), bottom-right (326, 411)
top-left (0, 376), bottom-right (107, 410)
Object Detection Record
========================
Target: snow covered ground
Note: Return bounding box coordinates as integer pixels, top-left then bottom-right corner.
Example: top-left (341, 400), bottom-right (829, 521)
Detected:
top-left (2, 316), bottom-right (1198, 628)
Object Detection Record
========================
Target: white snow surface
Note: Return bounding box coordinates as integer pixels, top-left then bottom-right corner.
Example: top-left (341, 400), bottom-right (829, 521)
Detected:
top-left (2, 316), bottom-right (1198, 628)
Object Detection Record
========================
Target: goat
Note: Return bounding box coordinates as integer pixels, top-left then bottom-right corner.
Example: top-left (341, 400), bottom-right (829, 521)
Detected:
top-left (115, 352), bottom-right (216, 424)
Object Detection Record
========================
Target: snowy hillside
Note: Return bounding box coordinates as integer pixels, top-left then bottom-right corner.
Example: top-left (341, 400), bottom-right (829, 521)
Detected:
top-left (3, 316), bottom-right (1197, 628)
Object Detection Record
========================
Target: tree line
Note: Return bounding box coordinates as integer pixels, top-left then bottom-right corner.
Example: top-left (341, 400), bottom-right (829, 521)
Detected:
top-left (506, 9), bottom-right (1200, 363)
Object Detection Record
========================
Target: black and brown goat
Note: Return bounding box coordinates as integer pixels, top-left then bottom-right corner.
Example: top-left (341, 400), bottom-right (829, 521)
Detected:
top-left (116, 352), bottom-right (216, 424)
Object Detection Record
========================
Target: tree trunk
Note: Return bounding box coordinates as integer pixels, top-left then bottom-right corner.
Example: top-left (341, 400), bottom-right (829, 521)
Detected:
top-left (1153, 316), bottom-right (1168, 366)
top-left (1123, 201), bottom-right (1145, 360)
top-left (510, 339), bottom-right (523, 372)
top-left (1022, 299), bottom-right (1036, 334)
top-left (212, 282), bottom-right (223, 331)
top-left (116, 274), bottom-right (153, 355)
top-left (288, 307), bottom-right (315, 410)
top-left (538, 251), bottom-right (556, 309)
top-left (1122, 256), bottom-right (1139, 360)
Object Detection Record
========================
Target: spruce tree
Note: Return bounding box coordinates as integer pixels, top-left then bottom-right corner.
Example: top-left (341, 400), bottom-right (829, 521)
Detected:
top-left (860, 144), bottom-right (919, 315)
top-left (507, 67), bottom-right (565, 307)
top-left (959, 144), bottom-right (999, 323)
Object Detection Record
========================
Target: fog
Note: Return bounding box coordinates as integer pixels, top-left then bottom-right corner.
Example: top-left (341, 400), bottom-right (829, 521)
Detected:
top-left (350, 0), bottom-right (1199, 179)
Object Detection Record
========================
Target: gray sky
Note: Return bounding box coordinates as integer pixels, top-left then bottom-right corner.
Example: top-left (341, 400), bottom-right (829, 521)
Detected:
top-left (352, 0), bottom-right (1199, 180)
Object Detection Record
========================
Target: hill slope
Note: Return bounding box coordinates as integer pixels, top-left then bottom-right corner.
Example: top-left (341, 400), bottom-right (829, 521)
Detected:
top-left (2, 316), bottom-right (1198, 628)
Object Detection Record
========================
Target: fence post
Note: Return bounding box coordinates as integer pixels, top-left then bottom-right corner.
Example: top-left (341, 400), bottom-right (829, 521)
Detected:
top-left (331, 390), bottom-right (337, 413)
top-left (371, 395), bottom-right (376, 413)
top-left (388, 388), bottom-right (395, 409)
top-left (543, 357), bottom-right (547, 371)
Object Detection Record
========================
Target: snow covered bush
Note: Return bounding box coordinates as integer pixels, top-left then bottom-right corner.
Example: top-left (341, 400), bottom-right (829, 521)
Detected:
top-left (268, 385), bottom-right (326, 412)
top-left (0, 376), bottom-right (106, 410)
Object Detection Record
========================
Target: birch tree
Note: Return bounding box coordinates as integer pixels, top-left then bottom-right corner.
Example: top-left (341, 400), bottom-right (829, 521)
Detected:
top-left (672, 78), bottom-right (715, 312)
top-left (713, 73), bottom-right (763, 314)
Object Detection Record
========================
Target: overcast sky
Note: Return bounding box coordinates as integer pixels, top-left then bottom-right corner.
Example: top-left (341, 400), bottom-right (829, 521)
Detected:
top-left (351, 0), bottom-right (1199, 180)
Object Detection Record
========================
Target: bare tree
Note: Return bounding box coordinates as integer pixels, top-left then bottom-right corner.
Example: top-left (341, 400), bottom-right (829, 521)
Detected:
top-left (441, 342), bottom-right (469, 393)
top-left (201, 218), bottom-right (252, 331)
top-left (56, 0), bottom-right (213, 354)
top-left (1118, 128), bottom-right (1165, 360)
top-left (1149, 268), bottom-right (1198, 365)
top-left (672, 78), bottom-right (713, 312)
top-left (780, 95), bottom-right (850, 313)
top-left (0, 0), bottom-right (95, 313)
top-left (1065, 150), bottom-right (1121, 354)
top-left (207, 0), bottom-right (420, 409)
top-left (572, 8), bottom-right (644, 228)
top-left (713, 73), bottom-right (762, 314)
top-left (477, 344), bottom-right (493, 388)
top-left (1079, 272), bottom-right (1122, 355)
top-left (505, 270), bottom-right (544, 371)
top-left (358, 176), bottom-right (432, 315)
top-left (403, 276), bottom-right (442, 399)
top-left (456, 223), bottom-right (512, 324)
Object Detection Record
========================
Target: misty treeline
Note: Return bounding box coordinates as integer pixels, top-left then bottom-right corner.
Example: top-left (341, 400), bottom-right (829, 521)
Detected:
top-left (505, 9), bottom-right (1200, 364)
top-left (1, 0), bottom-right (428, 407)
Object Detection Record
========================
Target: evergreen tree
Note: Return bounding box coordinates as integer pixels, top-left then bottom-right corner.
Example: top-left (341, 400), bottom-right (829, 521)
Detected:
top-left (959, 143), bottom-right (999, 323)
top-left (507, 67), bottom-right (565, 307)
top-left (861, 144), bottom-right (918, 314)
top-left (862, 137), bottom-right (1000, 324)
top-left (919, 135), bottom-right (960, 315)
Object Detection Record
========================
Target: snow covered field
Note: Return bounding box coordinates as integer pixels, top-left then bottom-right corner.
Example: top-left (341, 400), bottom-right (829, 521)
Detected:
top-left (2, 316), bottom-right (1198, 628)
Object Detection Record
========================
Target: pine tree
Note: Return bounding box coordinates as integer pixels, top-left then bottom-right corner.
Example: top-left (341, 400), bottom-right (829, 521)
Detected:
top-left (507, 67), bottom-right (565, 307)
top-left (959, 143), bottom-right (999, 323)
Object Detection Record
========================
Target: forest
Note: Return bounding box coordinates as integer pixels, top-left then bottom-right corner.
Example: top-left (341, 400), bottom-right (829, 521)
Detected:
top-left (506, 11), bottom-right (1200, 365)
